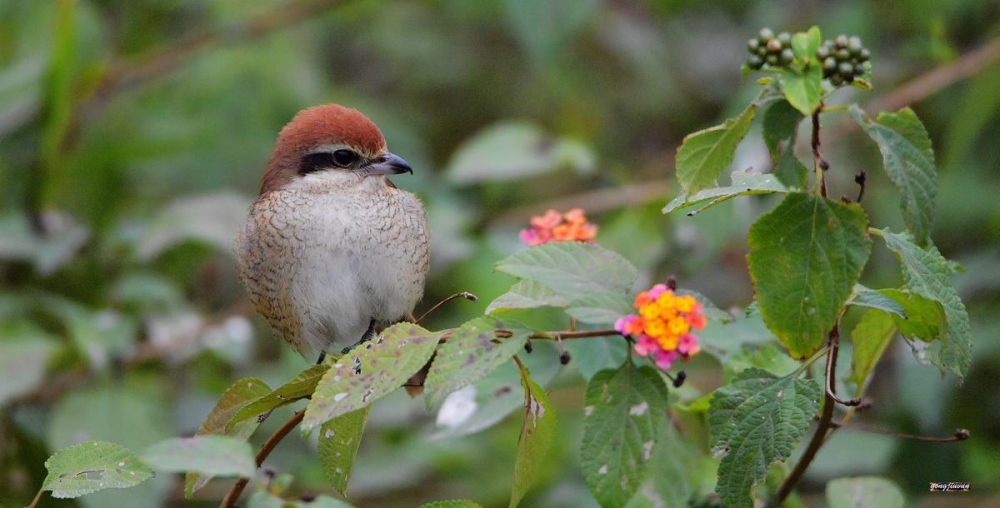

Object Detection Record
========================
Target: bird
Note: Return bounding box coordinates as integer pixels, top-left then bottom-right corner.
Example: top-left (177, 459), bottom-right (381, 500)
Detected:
top-left (235, 104), bottom-right (430, 362)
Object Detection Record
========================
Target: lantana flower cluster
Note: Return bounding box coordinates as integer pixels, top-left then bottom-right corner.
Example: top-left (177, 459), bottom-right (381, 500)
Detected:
top-left (520, 208), bottom-right (598, 246)
top-left (615, 284), bottom-right (706, 370)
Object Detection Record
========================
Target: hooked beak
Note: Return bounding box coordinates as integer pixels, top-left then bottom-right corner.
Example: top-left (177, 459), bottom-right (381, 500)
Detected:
top-left (367, 152), bottom-right (413, 176)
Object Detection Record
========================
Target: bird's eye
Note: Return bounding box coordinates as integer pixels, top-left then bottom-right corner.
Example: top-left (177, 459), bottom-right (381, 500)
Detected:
top-left (332, 149), bottom-right (358, 167)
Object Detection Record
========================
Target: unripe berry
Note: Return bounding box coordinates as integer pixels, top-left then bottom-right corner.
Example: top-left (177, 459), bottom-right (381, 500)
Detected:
top-left (830, 73), bottom-right (845, 86)
top-left (759, 28), bottom-right (775, 41)
top-left (748, 38), bottom-right (760, 54)
top-left (848, 36), bottom-right (864, 56)
top-left (780, 48), bottom-right (794, 65)
top-left (766, 54), bottom-right (779, 65)
top-left (816, 45), bottom-right (830, 60)
top-left (838, 62), bottom-right (854, 78)
top-left (823, 57), bottom-right (838, 74)
top-left (835, 34), bottom-right (848, 49)
top-left (766, 38), bottom-right (783, 53)
top-left (836, 48), bottom-right (851, 61)
top-left (777, 32), bottom-right (792, 47)
top-left (747, 55), bottom-right (764, 69)
top-left (858, 48), bottom-right (871, 62)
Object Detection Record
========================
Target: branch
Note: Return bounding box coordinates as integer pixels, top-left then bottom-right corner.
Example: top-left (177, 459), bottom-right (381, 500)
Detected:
top-left (830, 421), bottom-right (970, 442)
top-left (770, 325), bottom-right (842, 508)
top-left (220, 410), bottom-right (306, 508)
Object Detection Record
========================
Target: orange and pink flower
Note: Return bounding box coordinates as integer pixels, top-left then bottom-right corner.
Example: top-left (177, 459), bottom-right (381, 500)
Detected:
top-left (615, 284), bottom-right (705, 370)
top-left (520, 208), bottom-right (598, 246)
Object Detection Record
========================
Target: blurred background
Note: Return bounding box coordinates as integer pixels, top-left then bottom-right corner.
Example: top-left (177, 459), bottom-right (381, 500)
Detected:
top-left (1, 0), bottom-right (998, 506)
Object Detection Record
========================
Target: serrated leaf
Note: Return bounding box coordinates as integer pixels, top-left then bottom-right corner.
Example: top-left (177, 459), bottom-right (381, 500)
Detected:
top-left (850, 310), bottom-right (897, 388)
top-left (510, 362), bottom-right (557, 508)
top-left (229, 364), bottom-right (329, 430)
top-left (581, 363), bottom-right (669, 508)
top-left (791, 27), bottom-right (822, 62)
top-left (879, 288), bottom-right (946, 341)
top-left (878, 230), bottom-right (971, 378)
top-left (723, 343), bottom-right (801, 382)
top-left (663, 171), bottom-right (794, 216)
top-left (675, 104), bottom-right (756, 193)
top-left (564, 336), bottom-right (629, 381)
top-left (709, 368), bottom-right (821, 508)
top-left (623, 425), bottom-right (697, 508)
top-left (495, 242), bottom-right (638, 300)
top-left (445, 121), bottom-right (594, 184)
top-left (43, 441), bottom-right (153, 498)
top-left (318, 406), bottom-right (371, 495)
top-left (185, 377), bottom-right (271, 497)
top-left (425, 317), bottom-right (531, 407)
top-left (781, 64), bottom-right (823, 115)
top-left (849, 285), bottom-right (906, 318)
top-left (826, 476), bottom-right (905, 508)
top-left (762, 100), bottom-right (803, 157)
top-left (141, 436), bottom-right (255, 478)
top-left (486, 279), bottom-right (570, 314)
top-left (748, 194), bottom-right (872, 359)
top-left (566, 292), bottom-right (633, 325)
top-left (851, 106), bottom-right (937, 245)
top-left (303, 323), bottom-right (441, 430)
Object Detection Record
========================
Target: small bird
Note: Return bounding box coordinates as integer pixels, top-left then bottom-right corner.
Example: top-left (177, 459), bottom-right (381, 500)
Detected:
top-left (236, 104), bottom-right (430, 361)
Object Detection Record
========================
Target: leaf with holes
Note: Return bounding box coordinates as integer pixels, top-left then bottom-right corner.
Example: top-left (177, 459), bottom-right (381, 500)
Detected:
top-left (228, 364), bottom-right (329, 430)
top-left (851, 107), bottom-right (937, 246)
top-left (425, 317), bottom-right (531, 407)
top-left (748, 194), bottom-right (871, 359)
top-left (42, 441), bottom-right (153, 498)
top-left (709, 368), bottom-right (821, 508)
top-left (663, 171), bottom-right (795, 216)
top-left (141, 436), bottom-right (255, 478)
top-left (185, 377), bottom-right (271, 497)
top-left (303, 323), bottom-right (441, 430)
top-left (878, 230), bottom-right (970, 378)
top-left (495, 242), bottom-right (637, 300)
top-left (675, 104), bottom-right (756, 193)
top-left (318, 406), bottom-right (371, 496)
top-left (510, 362), bottom-right (556, 508)
top-left (581, 362), bottom-right (669, 508)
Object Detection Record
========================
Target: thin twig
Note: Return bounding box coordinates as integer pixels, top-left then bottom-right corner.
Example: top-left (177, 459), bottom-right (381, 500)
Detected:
top-left (811, 105), bottom-right (829, 198)
top-left (830, 421), bottom-right (970, 442)
top-left (220, 410), bottom-right (306, 508)
top-left (414, 292), bottom-right (478, 324)
top-left (770, 325), bottom-right (841, 507)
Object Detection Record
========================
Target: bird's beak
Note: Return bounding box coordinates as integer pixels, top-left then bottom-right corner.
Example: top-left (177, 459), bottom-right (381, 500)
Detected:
top-left (367, 152), bottom-right (413, 176)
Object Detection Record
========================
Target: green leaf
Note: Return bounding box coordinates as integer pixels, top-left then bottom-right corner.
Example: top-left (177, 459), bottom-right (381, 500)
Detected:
top-left (425, 317), bottom-right (531, 407)
top-left (781, 64), bottom-right (823, 115)
top-left (849, 285), bottom-right (906, 318)
top-left (418, 501), bottom-right (483, 508)
top-left (486, 279), bottom-right (570, 314)
top-left (622, 425), bottom-right (697, 508)
top-left (566, 292), bottom-right (633, 326)
top-left (43, 441), bottom-right (153, 498)
top-left (748, 194), bottom-right (872, 359)
top-left (185, 377), bottom-right (271, 497)
top-left (709, 368), bottom-right (821, 508)
top-left (495, 242), bottom-right (638, 300)
top-left (791, 27), bottom-right (822, 62)
top-left (773, 144), bottom-right (809, 188)
top-left (318, 406), bottom-right (372, 496)
top-left (762, 100), bottom-right (803, 158)
top-left (0, 321), bottom-right (57, 405)
top-left (663, 171), bottom-right (794, 216)
top-left (850, 106), bottom-right (937, 246)
top-left (303, 323), bottom-right (441, 430)
top-left (826, 476), bottom-right (905, 508)
top-left (432, 341), bottom-right (561, 439)
top-left (510, 362), bottom-right (557, 508)
top-left (581, 363), bottom-right (669, 508)
top-left (723, 343), bottom-right (801, 382)
top-left (564, 336), bottom-right (629, 381)
top-left (675, 104), bottom-right (757, 193)
top-left (879, 288), bottom-right (946, 341)
top-left (445, 121), bottom-right (594, 184)
top-left (229, 364), bottom-right (329, 430)
top-left (877, 230), bottom-right (971, 378)
top-left (850, 310), bottom-right (897, 388)
top-left (141, 436), bottom-right (255, 478)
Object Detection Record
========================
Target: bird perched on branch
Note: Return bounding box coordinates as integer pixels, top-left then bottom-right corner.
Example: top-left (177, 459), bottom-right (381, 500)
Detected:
top-left (236, 104), bottom-right (430, 362)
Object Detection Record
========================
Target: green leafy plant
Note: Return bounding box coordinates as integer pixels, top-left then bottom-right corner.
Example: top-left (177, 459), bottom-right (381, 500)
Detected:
top-left (26, 25), bottom-right (972, 508)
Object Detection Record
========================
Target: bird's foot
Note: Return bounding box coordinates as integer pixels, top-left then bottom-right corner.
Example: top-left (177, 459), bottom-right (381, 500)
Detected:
top-left (341, 318), bottom-right (377, 354)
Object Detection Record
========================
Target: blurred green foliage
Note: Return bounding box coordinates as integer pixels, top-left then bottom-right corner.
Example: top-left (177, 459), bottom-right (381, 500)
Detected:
top-left (2, 0), bottom-right (999, 506)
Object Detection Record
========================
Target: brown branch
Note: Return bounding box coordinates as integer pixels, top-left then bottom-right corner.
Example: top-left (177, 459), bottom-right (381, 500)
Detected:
top-left (770, 325), bottom-right (842, 508)
top-left (220, 410), bottom-right (306, 508)
top-left (830, 421), bottom-right (970, 442)
top-left (811, 105), bottom-right (828, 198)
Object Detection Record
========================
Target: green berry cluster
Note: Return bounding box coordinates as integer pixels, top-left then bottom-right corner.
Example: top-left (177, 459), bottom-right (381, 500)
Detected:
top-left (746, 28), bottom-right (793, 70)
top-left (818, 34), bottom-right (870, 85)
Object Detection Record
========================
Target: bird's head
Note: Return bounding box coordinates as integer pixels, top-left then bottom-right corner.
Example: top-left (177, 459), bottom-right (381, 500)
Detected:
top-left (259, 104), bottom-right (413, 196)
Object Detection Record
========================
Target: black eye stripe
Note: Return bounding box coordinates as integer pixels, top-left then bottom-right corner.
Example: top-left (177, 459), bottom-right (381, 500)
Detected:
top-left (299, 152), bottom-right (337, 175)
